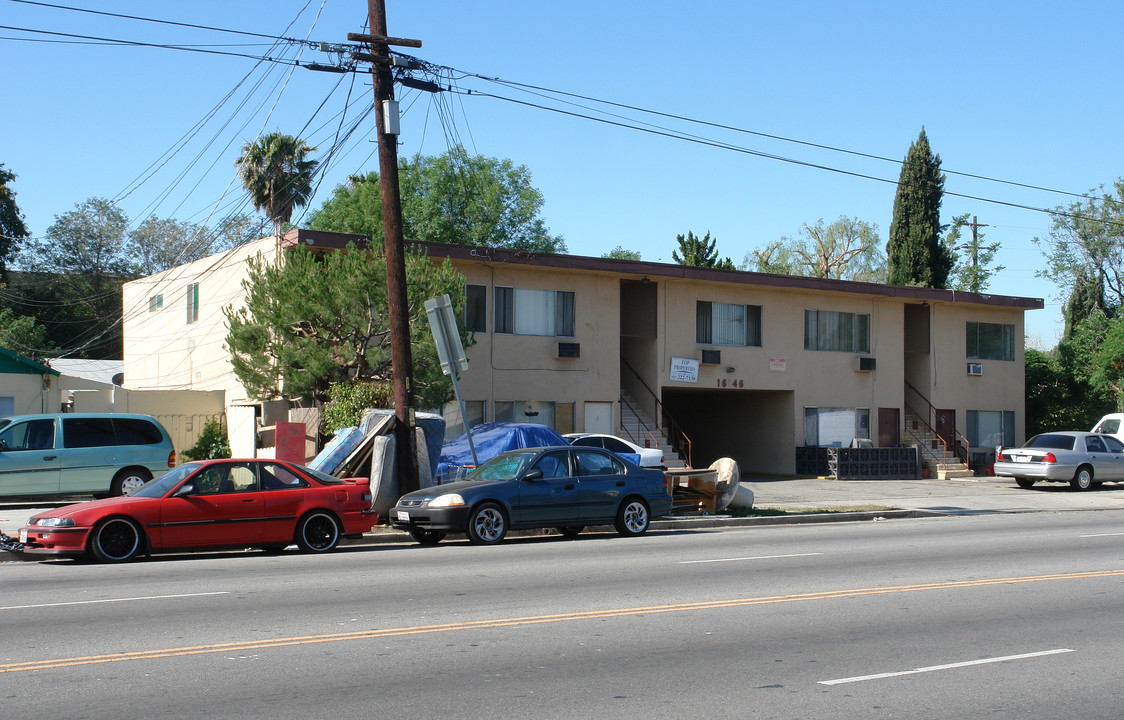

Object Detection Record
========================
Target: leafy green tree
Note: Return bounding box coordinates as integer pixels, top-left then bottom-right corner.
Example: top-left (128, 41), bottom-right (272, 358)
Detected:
top-left (126, 216), bottom-right (210, 275)
top-left (887, 128), bottom-right (952, 287)
top-left (225, 244), bottom-right (467, 407)
top-left (944, 213), bottom-right (1003, 292)
top-left (13, 198), bottom-right (135, 358)
top-left (602, 246), bottom-right (641, 261)
top-left (672, 230), bottom-right (734, 269)
top-left (0, 307), bottom-right (56, 358)
top-left (1034, 178), bottom-right (1124, 310)
top-left (745, 217), bottom-right (884, 281)
top-left (308, 147), bottom-right (566, 253)
top-left (236, 132), bottom-right (319, 238)
top-left (1062, 268), bottom-right (1112, 340)
top-left (1025, 348), bottom-right (1113, 436)
top-left (0, 165), bottom-right (29, 283)
top-left (321, 380), bottom-right (394, 433)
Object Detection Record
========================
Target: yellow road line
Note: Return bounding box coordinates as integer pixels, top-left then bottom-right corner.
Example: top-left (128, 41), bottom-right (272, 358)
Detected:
top-left (4, 568), bottom-right (1122, 674)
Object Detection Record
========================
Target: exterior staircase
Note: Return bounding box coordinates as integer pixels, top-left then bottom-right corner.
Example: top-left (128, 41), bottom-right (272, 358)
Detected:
top-left (903, 410), bottom-right (974, 479)
top-left (619, 391), bottom-right (688, 469)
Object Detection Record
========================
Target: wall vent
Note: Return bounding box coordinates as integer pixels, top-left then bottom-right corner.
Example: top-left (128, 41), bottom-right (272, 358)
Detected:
top-left (557, 342), bottom-right (580, 359)
top-left (855, 357), bottom-right (877, 372)
top-left (700, 349), bottom-right (721, 365)
top-left (967, 362), bottom-right (983, 376)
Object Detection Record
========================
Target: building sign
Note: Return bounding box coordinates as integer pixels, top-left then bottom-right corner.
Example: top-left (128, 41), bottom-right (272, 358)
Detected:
top-left (670, 357), bottom-right (699, 383)
top-left (769, 356), bottom-right (786, 372)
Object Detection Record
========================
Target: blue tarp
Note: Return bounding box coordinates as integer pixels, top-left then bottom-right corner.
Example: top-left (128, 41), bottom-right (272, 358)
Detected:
top-left (437, 422), bottom-right (570, 482)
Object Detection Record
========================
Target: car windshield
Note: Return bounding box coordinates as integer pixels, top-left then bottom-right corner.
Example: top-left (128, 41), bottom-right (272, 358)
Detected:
top-left (1024, 434), bottom-right (1076, 451)
top-left (467, 450), bottom-right (540, 481)
top-left (132, 464), bottom-right (198, 498)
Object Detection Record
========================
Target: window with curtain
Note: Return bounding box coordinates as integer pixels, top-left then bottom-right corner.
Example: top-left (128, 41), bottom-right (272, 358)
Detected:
top-left (967, 410), bottom-right (1015, 448)
top-left (185, 283), bottom-right (199, 324)
top-left (494, 287), bottom-right (575, 336)
top-left (465, 285), bottom-right (487, 333)
top-left (696, 301), bottom-right (762, 346)
top-left (803, 407), bottom-right (870, 446)
top-left (804, 310), bottom-right (869, 352)
top-left (966, 322), bottom-right (1014, 361)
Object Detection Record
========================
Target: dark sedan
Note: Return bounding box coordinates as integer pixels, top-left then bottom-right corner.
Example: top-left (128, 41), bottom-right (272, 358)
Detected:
top-left (391, 446), bottom-right (672, 545)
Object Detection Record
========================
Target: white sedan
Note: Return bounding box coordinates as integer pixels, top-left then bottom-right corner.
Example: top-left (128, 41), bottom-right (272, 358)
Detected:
top-left (564, 433), bottom-right (666, 469)
top-left (994, 431), bottom-right (1124, 490)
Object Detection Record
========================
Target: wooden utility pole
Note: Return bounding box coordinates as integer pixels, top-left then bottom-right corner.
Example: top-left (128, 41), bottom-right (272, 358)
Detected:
top-left (360, 0), bottom-right (419, 493)
top-left (966, 216), bottom-right (988, 293)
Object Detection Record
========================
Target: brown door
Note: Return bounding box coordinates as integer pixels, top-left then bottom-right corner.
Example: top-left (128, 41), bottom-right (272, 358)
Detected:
top-left (935, 409), bottom-right (956, 449)
top-left (878, 408), bottom-right (900, 447)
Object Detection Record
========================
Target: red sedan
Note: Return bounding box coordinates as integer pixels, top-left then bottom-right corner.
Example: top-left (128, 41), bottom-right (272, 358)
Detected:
top-left (18, 459), bottom-right (379, 562)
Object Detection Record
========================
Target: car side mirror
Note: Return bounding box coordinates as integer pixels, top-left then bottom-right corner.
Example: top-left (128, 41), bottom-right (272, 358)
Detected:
top-left (522, 468), bottom-right (544, 482)
top-left (173, 483), bottom-right (196, 497)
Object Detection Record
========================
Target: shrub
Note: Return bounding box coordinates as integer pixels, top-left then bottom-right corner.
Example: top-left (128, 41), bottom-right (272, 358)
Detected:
top-left (181, 419), bottom-right (232, 460)
top-left (322, 381), bottom-right (393, 434)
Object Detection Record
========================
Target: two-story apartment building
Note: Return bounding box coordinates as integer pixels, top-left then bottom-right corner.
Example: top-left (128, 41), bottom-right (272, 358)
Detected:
top-left (122, 229), bottom-right (1042, 475)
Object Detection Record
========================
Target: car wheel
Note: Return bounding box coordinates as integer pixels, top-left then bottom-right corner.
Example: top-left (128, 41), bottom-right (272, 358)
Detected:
top-left (295, 511), bottom-right (341, 553)
top-left (557, 526), bottom-right (584, 538)
top-left (90, 518), bottom-right (143, 562)
top-left (466, 502), bottom-right (507, 545)
top-left (111, 468), bottom-right (152, 497)
top-left (615, 497), bottom-right (650, 537)
top-left (409, 528), bottom-right (446, 546)
top-left (1071, 465), bottom-right (1094, 491)
top-left (1015, 478), bottom-right (1035, 489)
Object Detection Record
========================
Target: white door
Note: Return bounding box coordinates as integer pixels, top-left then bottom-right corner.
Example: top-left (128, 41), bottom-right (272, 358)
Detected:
top-left (584, 402), bottom-right (613, 434)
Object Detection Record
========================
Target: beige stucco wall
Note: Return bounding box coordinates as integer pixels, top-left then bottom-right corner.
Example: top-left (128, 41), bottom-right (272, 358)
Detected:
top-left (0, 372), bottom-right (60, 415)
top-left (122, 237), bottom-right (278, 404)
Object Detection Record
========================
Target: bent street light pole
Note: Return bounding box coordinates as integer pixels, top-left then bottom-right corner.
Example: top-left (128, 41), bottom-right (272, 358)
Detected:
top-left (366, 0), bottom-right (419, 493)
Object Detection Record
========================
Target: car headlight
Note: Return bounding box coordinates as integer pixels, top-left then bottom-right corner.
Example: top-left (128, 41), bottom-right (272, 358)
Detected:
top-left (428, 494), bottom-right (465, 508)
top-left (33, 517), bottom-right (75, 527)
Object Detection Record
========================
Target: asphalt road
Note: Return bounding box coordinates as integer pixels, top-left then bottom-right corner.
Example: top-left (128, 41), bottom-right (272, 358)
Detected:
top-left (3, 511), bottom-right (1124, 719)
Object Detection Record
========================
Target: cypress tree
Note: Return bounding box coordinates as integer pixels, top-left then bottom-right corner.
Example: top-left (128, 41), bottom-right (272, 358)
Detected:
top-left (887, 128), bottom-right (952, 287)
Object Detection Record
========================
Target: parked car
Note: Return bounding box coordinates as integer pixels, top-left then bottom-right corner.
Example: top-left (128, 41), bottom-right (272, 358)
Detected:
top-left (0, 413), bottom-right (175, 497)
top-left (18, 458), bottom-right (379, 562)
top-left (564, 432), bottom-right (665, 469)
top-left (391, 446), bottom-right (673, 545)
top-left (438, 422), bottom-right (570, 482)
top-left (994, 431), bottom-right (1124, 490)
top-left (1091, 413), bottom-right (1124, 444)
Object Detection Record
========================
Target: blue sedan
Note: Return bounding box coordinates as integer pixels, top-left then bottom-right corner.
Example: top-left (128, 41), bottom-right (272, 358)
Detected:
top-left (391, 446), bottom-right (672, 545)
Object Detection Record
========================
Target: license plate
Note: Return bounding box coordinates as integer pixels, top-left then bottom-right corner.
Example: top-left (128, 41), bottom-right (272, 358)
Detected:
top-left (19, 529), bottom-right (27, 544)
top-left (398, 510), bottom-right (410, 523)
top-left (1014, 456), bottom-right (1030, 463)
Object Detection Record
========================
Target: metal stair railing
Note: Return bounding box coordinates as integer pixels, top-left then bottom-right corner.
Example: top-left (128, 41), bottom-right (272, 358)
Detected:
top-left (621, 358), bottom-right (692, 468)
top-left (904, 380), bottom-right (971, 469)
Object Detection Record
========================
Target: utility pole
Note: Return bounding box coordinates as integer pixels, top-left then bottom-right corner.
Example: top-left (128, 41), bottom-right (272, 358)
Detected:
top-left (954, 215), bottom-right (988, 293)
top-left (354, 0), bottom-right (420, 493)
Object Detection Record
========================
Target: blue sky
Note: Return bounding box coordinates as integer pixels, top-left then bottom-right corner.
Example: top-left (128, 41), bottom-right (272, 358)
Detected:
top-left (3, 0), bottom-right (1122, 348)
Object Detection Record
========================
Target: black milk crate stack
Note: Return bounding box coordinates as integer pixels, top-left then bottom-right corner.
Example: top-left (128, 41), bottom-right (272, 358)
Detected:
top-left (795, 446), bottom-right (920, 480)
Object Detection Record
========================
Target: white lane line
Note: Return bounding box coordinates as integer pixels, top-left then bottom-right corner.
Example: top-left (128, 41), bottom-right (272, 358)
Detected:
top-left (679, 552), bottom-right (823, 564)
top-left (818, 648), bottom-right (1074, 685)
top-left (1, 591), bottom-right (230, 611)
top-left (1081, 532), bottom-right (1124, 538)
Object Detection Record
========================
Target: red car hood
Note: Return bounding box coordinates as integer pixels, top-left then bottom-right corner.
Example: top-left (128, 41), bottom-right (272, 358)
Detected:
top-left (33, 495), bottom-right (162, 522)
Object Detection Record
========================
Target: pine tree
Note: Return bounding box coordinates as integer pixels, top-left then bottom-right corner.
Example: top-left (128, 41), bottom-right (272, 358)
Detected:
top-left (672, 230), bottom-right (734, 269)
top-left (887, 128), bottom-right (952, 287)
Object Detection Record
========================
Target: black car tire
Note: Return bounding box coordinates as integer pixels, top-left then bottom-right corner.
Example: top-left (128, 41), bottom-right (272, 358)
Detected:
top-left (409, 528), bottom-right (446, 546)
top-left (1015, 478), bottom-right (1035, 489)
top-left (557, 526), bottom-right (584, 538)
top-left (1071, 466), bottom-right (1094, 491)
top-left (615, 497), bottom-right (650, 537)
top-left (466, 502), bottom-right (507, 545)
top-left (111, 467), bottom-right (152, 497)
top-left (295, 511), bottom-right (341, 552)
top-left (90, 517), bottom-right (143, 562)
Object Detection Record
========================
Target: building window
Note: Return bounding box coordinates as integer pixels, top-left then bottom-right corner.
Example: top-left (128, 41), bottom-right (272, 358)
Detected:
top-left (494, 287), bottom-right (575, 337)
top-left (696, 301), bottom-right (762, 346)
top-left (803, 407), bottom-right (870, 447)
top-left (804, 310), bottom-right (869, 352)
top-left (966, 321), bottom-right (1014, 361)
top-left (967, 410), bottom-right (1015, 448)
top-left (149, 295), bottom-right (163, 312)
top-left (465, 284), bottom-right (487, 333)
top-left (494, 400), bottom-right (573, 434)
top-left (185, 283), bottom-right (199, 324)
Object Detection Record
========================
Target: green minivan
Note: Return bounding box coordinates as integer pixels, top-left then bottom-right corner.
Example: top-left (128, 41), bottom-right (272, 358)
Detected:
top-left (0, 413), bottom-right (176, 497)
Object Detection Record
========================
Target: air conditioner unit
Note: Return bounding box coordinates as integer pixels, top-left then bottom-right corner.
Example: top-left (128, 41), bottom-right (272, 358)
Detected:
top-left (967, 362), bottom-right (983, 376)
top-left (855, 356), bottom-right (876, 372)
top-left (700, 349), bottom-right (721, 365)
top-left (557, 342), bottom-right (580, 359)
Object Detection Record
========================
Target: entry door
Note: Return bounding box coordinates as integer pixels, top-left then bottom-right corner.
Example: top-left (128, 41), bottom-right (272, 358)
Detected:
top-left (877, 408), bottom-right (900, 448)
top-left (935, 410), bottom-right (956, 449)
top-left (584, 402), bottom-right (613, 435)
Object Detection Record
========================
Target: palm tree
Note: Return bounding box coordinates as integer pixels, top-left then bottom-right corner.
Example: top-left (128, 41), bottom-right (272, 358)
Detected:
top-left (235, 132), bottom-right (319, 238)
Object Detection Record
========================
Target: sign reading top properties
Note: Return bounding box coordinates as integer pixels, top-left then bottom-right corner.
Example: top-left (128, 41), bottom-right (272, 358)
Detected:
top-left (669, 356), bottom-right (699, 383)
